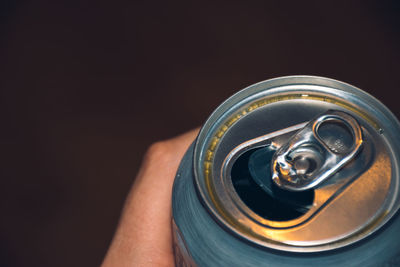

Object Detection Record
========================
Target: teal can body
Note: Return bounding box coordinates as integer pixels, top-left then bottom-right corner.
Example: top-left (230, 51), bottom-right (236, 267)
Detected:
top-left (172, 76), bottom-right (400, 266)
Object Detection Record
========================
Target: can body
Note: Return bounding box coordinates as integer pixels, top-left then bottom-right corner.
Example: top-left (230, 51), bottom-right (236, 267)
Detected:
top-left (172, 76), bottom-right (400, 266)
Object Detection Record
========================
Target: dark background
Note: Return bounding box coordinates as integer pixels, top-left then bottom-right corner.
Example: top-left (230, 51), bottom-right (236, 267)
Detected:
top-left (0, 1), bottom-right (399, 266)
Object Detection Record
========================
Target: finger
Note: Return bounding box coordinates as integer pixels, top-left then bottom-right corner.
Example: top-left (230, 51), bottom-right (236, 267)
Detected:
top-left (102, 128), bottom-right (199, 267)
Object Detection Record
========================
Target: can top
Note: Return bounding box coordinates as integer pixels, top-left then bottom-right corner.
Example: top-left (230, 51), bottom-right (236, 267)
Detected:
top-left (193, 76), bottom-right (400, 252)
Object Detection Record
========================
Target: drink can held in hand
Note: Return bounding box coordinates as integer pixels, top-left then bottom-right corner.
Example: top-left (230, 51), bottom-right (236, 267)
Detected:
top-left (172, 76), bottom-right (400, 266)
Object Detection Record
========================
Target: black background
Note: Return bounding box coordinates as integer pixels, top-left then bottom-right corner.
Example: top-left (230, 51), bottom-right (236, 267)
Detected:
top-left (0, 1), bottom-right (399, 266)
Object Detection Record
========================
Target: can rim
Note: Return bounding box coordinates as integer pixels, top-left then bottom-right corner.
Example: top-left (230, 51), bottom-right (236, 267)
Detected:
top-left (193, 75), bottom-right (400, 252)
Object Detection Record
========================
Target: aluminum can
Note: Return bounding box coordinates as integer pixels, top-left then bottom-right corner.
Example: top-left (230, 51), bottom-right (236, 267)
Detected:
top-left (172, 76), bottom-right (400, 266)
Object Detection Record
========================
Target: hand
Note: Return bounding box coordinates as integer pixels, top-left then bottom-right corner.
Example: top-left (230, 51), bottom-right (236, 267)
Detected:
top-left (101, 129), bottom-right (199, 267)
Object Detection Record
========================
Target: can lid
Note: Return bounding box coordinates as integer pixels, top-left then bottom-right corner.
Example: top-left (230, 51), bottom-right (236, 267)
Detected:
top-left (193, 76), bottom-right (400, 252)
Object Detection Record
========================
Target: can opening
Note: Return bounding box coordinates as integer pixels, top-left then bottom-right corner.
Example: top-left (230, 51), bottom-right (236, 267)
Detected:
top-left (231, 146), bottom-right (314, 221)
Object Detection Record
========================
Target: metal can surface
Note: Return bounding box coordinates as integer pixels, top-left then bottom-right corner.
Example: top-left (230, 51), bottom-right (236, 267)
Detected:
top-left (172, 76), bottom-right (400, 266)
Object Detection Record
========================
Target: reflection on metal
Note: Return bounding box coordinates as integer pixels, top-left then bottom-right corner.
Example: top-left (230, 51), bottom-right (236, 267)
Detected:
top-left (222, 115), bottom-right (377, 231)
top-left (271, 110), bottom-right (363, 191)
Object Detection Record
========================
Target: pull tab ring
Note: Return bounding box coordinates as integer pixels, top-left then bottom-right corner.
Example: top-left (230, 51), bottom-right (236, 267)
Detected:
top-left (272, 110), bottom-right (363, 191)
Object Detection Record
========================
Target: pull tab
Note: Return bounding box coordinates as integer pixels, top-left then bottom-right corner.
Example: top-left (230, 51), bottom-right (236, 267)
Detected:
top-left (272, 110), bottom-right (363, 191)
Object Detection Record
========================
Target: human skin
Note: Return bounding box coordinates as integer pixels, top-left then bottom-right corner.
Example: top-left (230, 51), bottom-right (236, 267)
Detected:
top-left (101, 129), bottom-right (199, 267)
